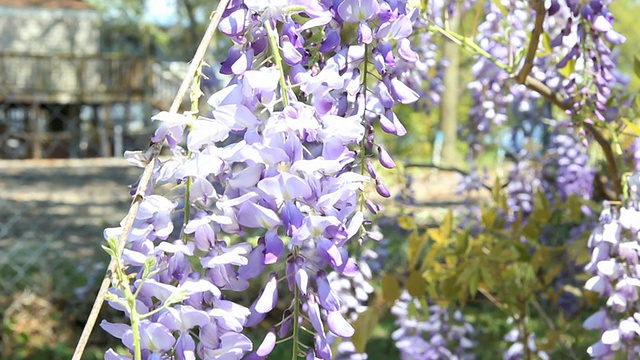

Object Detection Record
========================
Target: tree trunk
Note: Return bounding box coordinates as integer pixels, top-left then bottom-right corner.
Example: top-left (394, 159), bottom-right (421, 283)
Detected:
top-left (439, 12), bottom-right (461, 167)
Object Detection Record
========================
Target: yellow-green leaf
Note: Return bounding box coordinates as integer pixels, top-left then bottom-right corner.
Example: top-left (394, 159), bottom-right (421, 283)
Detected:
top-left (407, 270), bottom-right (427, 297)
top-left (456, 230), bottom-right (470, 254)
top-left (428, 228), bottom-right (447, 245)
top-left (481, 206), bottom-right (498, 229)
top-left (624, 118), bottom-right (640, 137)
top-left (408, 231), bottom-right (426, 269)
top-left (538, 33), bottom-right (552, 57)
top-left (382, 274), bottom-right (402, 303)
top-left (558, 59), bottom-right (576, 78)
top-left (351, 307), bottom-right (380, 353)
top-left (441, 210), bottom-right (453, 238)
top-left (397, 215), bottom-right (415, 230)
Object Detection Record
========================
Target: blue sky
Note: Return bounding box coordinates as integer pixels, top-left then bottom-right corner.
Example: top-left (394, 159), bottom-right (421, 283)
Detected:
top-left (144, 0), bottom-right (178, 26)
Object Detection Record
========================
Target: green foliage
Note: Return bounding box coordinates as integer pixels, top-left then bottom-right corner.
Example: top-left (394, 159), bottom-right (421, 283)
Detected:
top-left (611, 0), bottom-right (640, 89)
top-left (351, 307), bottom-right (381, 353)
top-left (388, 181), bottom-right (601, 356)
top-left (382, 273), bottom-right (402, 304)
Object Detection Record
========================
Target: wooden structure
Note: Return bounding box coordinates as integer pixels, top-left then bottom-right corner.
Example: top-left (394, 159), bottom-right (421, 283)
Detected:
top-left (0, 0), bottom-right (181, 159)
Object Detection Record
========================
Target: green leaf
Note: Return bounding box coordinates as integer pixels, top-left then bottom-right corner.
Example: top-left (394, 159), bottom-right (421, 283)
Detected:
top-left (455, 230), bottom-right (470, 254)
top-left (407, 270), bottom-right (427, 297)
top-left (480, 265), bottom-right (497, 291)
top-left (382, 274), bottom-right (402, 303)
top-left (441, 210), bottom-right (453, 238)
top-left (635, 53), bottom-right (640, 78)
top-left (351, 307), bottom-right (380, 353)
top-left (624, 118), bottom-right (640, 137)
top-left (481, 206), bottom-right (498, 229)
top-left (558, 59), bottom-right (576, 78)
top-left (456, 259), bottom-right (479, 294)
top-left (538, 33), bottom-right (552, 56)
top-left (408, 231), bottom-right (426, 269)
top-left (397, 215), bottom-right (416, 230)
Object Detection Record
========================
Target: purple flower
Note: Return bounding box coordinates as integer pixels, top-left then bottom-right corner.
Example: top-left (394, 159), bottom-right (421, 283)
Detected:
top-left (337, 0), bottom-right (380, 23)
top-left (254, 273), bottom-right (279, 314)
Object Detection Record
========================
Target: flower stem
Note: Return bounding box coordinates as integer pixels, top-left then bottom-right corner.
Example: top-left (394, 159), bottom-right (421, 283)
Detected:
top-left (265, 21), bottom-right (290, 107)
top-left (427, 23), bottom-right (511, 72)
top-left (129, 302), bottom-right (143, 360)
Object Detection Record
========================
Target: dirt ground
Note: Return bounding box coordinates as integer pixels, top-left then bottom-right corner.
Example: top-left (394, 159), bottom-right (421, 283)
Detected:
top-left (0, 158), bottom-right (141, 297)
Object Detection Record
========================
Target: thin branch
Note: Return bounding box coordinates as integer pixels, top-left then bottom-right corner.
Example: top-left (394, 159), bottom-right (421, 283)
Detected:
top-left (70, 2), bottom-right (230, 359)
top-left (516, 0), bottom-right (545, 84)
top-left (404, 163), bottom-right (497, 191)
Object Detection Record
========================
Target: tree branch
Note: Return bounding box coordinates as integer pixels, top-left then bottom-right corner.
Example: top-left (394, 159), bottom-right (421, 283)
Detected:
top-left (404, 163), bottom-right (497, 191)
top-left (71, 2), bottom-right (230, 359)
top-left (516, 0), bottom-right (545, 84)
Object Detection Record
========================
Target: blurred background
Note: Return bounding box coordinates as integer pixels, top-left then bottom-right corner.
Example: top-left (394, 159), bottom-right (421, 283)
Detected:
top-left (1, 0), bottom-right (639, 359)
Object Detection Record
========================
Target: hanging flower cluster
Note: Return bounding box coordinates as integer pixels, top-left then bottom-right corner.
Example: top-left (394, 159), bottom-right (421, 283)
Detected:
top-left (99, 0), bottom-right (420, 359)
top-left (548, 0), bottom-right (628, 121)
top-left (583, 178), bottom-right (640, 357)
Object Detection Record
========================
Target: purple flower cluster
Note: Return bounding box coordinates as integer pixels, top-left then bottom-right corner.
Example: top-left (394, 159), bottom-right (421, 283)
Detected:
top-left (101, 0), bottom-right (421, 359)
top-left (505, 155), bottom-right (543, 221)
top-left (583, 196), bottom-right (640, 358)
top-left (548, 0), bottom-right (628, 121)
top-left (100, 208), bottom-right (254, 359)
top-left (542, 123), bottom-right (596, 201)
top-left (391, 291), bottom-right (476, 360)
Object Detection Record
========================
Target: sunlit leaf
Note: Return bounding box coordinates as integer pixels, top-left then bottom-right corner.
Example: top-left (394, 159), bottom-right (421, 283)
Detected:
top-left (624, 118), bottom-right (640, 137)
top-left (558, 58), bottom-right (576, 78)
top-left (481, 206), bottom-right (498, 229)
top-left (537, 33), bottom-right (552, 57)
top-left (408, 231), bottom-right (427, 269)
top-left (397, 215), bottom-right (415, 230)
top-left (456, 230), bottom-right (470, 254)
